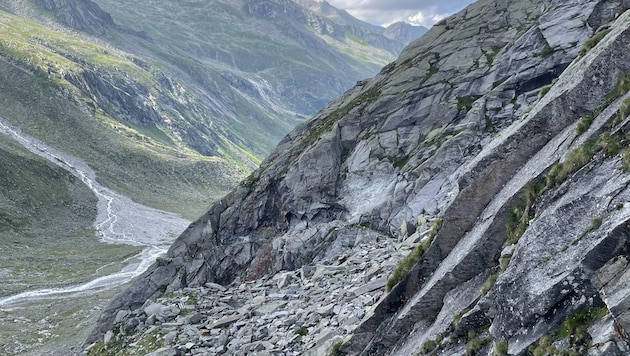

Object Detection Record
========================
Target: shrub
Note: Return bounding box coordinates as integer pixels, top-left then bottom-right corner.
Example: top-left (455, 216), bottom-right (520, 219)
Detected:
top-left (294, 326), bottom-right (308, 336)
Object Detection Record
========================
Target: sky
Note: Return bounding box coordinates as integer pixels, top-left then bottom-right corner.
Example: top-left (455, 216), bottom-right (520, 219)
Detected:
top-left (325, 0), bottom-right (477, 28)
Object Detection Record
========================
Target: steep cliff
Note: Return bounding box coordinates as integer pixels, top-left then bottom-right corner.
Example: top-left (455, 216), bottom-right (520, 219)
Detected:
top-left (88, 0), bottom-right (630, 354)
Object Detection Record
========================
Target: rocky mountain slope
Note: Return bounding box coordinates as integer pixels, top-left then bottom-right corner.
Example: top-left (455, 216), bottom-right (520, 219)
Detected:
top-left (87, 0), bottom-right (630, 355)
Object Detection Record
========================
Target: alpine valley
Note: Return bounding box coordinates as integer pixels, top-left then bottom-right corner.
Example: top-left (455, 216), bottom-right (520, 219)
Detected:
top-left (86, 0), bottom-right (630, 355)
top-left (0, 0), bottom-right (425, 354)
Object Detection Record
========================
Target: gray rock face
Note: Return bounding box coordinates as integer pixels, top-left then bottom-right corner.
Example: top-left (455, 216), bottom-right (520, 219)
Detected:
top-left (88, 0), bottom-right (630, 354)
top-left (33, 0), bottom-right (117, 35)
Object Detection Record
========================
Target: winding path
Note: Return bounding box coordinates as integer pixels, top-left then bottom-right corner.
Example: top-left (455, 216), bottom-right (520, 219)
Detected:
top-left (0, 118), bottom-right (191, 306)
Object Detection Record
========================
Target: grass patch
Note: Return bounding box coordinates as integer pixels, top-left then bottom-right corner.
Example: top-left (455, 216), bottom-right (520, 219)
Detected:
top-left (418, 339), bottom-right (438, 354)
top-left (545, 139), bottom-right (597, 188)
top-left (579, 28), bottom-right (612, 57)
top-left (493, 341), bottom-right (508, 356)
top-left (539, 85), bottom-right (551, 98)
top-left (483, 46), bottom-right (502, 66)
top-left (506, 181), bottom-right (545, 245)
top-left (603, 73), bottom-right (630, 108)
top-left (295, 326), bottom-right (308, 336)
top-left (465, 336), bottom-right (491, 356)
top-left (527, 307), bottom-right (609, 356)
top-left (480, 272), bottom-right (499, 295)
top-left (575, 114), bottom-right (594, 135)
top-left (624, 148), bottom-right (630, 172)
top-left (386, 219), bottom-right (442, 291)
top-left (534, 44), bottom-right (554, 57)
top-left (572, 217), bottom-right (603, 246)
top-left (456, 95), bottom-right (483, 112)
top-left (330, 340), bottom-right (347, 356)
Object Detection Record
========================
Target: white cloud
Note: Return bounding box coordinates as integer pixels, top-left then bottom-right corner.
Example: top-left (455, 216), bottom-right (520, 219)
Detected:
top-left (325, 0), bottom-right (475, 27)
top-left (407, 9), bottom-right (448, 27)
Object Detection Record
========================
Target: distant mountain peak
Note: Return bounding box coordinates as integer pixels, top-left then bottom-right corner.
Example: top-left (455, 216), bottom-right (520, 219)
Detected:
top-left (384, 21), bottom-right (428, 41)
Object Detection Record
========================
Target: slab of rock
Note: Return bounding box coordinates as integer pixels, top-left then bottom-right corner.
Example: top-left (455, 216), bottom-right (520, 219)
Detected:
top-left (209, 314), bottom-right (243, 329)
top-left (352, 277), bottom-right (387, 296)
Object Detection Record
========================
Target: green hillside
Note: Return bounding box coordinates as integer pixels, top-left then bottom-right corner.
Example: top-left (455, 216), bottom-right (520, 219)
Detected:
top-left (0, 0), bottom-right (408, 219)
top-left (0, 134), bottom-right (142, 297)
top-left (0, 9), bottom-right (243, 218)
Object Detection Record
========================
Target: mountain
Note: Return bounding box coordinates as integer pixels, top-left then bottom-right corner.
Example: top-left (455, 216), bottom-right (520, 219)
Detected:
top-left (0, 0), bottom-right (417, 219)
top-left (86, 0), bottom-right (630, 354)
top-left (294, 0), bottom-right (427, 53)
top-left (0, 0), bottom-right (428, 354)
top-left (384, 21), bottom-right (428, 44)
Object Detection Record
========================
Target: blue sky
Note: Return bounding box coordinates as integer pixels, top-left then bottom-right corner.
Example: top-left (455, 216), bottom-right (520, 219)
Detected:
top-left (325, 0), bottom-right (477, 27)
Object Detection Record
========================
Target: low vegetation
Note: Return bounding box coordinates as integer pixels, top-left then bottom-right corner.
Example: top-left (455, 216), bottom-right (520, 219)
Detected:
top-left (493, 341), bottom-right (509, 356)
top-left (456, 95), bottom-right (483, 111)
top-left (294, 326), bottom-right (309, 336)
top-left (330, 340), bottom-right (347, 356)
top-left (579, 28), bottom-right (612, 57)
top-left (575, 114), bottom-right (595, 135)
top-left (480, 272), bottom-right (500, 295)
top-left (506, 181), bottom-right (545, 245)
top-left (527, 307), bottom-right (609, 356)
top-left (386, 218), bottom-right (442, 291)
top-left (545, 139), bottom-right (597, 188)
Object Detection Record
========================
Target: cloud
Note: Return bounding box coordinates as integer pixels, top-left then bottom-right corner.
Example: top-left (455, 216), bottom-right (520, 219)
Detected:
top-left (325, 0), bottom-right (475, 27)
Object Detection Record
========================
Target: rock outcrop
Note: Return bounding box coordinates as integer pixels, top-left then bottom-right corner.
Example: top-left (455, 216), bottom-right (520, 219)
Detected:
top-left (33, 0), bottom-right (117, 35)
top-left (88, 0), bottom-right (630, 354)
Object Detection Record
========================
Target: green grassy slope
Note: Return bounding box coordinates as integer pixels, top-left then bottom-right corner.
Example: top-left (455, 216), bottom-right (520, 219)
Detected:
top-left (0, 9), bottom-right (242, 219)
top-left (0, 0), bottom-right (402, 220)
top-left (0, 134), bottom-right (142, 297)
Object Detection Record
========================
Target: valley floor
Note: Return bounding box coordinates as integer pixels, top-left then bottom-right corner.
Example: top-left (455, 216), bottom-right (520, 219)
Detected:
top-left (0, 118), bottom-right (190, 354)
